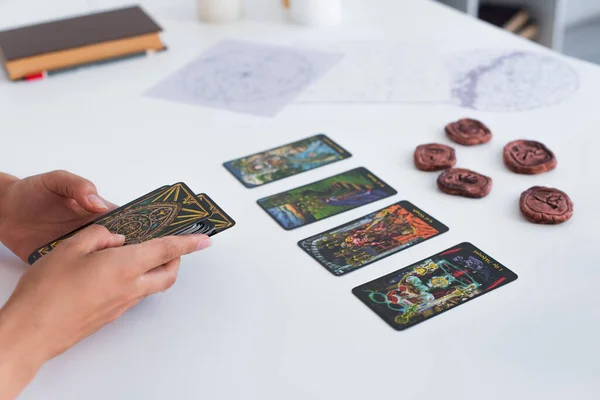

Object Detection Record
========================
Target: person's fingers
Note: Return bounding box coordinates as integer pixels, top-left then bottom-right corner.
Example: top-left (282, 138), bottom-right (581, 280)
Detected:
top-left (41, 170), bottom-right (108, 213)
top-left (136, 258), bottom-right (181, 297)
top-left (63, 225), bottom-right (125, 255)
top-left (127, 235), bottom-right (211, 274)
top-left (65, 196), bottom-right (118, 219)
top-left (101, 197), bottom-right (119, 212)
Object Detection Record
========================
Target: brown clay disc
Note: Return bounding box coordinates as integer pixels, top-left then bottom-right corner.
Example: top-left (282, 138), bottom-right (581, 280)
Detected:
top-left (414, 143), bottom-right (457, 171)
top-left (445, 118), bottom-right (492, 146)
top-left (437, 168), bottom-right (492, 198)
top-left (503, 140), bottom-right (557, 175)
top-left (519, 186), bottom-right (573, 224)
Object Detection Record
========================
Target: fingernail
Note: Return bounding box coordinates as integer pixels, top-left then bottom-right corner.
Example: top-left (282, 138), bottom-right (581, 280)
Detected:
top-left (115, 234), bottom-right (127, 241)
top-left (196, 237), bottom-right (212, 251)
top-left (87, 194), bottom-right (108, 210)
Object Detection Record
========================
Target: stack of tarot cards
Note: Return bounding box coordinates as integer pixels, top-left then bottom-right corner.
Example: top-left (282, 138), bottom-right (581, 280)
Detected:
top-left (28, 182), bottom-right (235, 265)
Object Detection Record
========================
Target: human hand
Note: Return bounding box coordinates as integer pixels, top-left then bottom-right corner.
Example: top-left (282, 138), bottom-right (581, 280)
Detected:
top-left (0, 170), bottom-right (117, 262)
top-left (0, 225), bottom-right (211, 399)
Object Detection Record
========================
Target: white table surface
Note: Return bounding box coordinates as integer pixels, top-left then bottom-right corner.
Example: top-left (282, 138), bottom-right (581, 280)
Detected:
top-left (1, 1), bottom-right (599, 399)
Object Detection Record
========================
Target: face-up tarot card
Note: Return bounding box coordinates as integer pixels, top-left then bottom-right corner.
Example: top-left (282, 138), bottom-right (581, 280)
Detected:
top-left (298, 201), bottom-right (449, 276)
top-left (223, 134), bottom-right (352, 188)
top-left (257, 167), bottom-right (397, 230)
top-left (353, 243), bottom-right (518, 331)
top-left (28, 183), bottom-right (211, 264)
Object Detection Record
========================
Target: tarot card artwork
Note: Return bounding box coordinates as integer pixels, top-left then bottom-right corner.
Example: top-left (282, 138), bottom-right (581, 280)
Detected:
top-left (196, 193), bottom-right (236, 235)
top-left (28, 183), bottom-right (211, 264)
top-left (353, 243), bottom-right (518, 331)
top-left (257, 167), bottom-right (397, 230)
top-left (223, 134), bottom-right (352, 188)
top-left (298, 201), bottom-right (448, 276)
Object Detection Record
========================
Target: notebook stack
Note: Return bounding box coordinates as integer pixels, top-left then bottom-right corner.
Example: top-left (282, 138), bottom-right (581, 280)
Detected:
top-left (0, 6), bottom-right (166, 81)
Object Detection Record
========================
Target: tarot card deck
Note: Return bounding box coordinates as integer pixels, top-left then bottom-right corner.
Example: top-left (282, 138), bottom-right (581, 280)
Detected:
top-left (28, 183), bottom-right (235, 264)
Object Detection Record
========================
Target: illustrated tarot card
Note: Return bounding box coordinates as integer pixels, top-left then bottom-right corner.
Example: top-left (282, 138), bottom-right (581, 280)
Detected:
top-left (298, 201), bottom-right (449, 276)
top-left (28, 183), bottom-right (211, 264)
top-left (223, 134), bottom-right (352, 188)
top-left (257, 167), bottom-right (397, 230)
top-left (353, 243), bottom-right (518, 331)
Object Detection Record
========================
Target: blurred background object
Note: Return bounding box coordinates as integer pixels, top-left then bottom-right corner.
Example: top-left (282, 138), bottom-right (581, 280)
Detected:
top-left (478, 3), bottom-right (538, 40)
top-left (197, 0), bottom-right (244, 23)
top-left (437, 0), bottom-right (600, 64)
top-left (285, 0), bottom-right (342, 27)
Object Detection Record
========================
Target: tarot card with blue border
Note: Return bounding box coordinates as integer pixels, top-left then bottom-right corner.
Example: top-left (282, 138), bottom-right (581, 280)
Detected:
top-left (353, 243), bottom-right (518, 331)
top-left (223, 134), bottom-right (352, 188)
top-left (298, 201), bottom-right (448, 276)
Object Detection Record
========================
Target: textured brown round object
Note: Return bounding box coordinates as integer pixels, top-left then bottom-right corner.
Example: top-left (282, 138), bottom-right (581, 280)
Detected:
top-left (519, 186), bottom-right (573, 224)
top-left (414, 143), bottom-right (457, 171)
top-left (503, 140), bottom-right (557, 175)
top-left (437, 168), bottom-right (492, 198)
top-left (445, 118), bottom-right (492, 146)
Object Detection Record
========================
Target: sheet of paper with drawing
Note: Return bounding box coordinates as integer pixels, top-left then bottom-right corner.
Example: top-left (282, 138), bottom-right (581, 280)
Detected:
top-left (297, 41), bottom-right (579, 112)
top-left (145, 40), bottom-right (343, 116)
top-left (297, 42), bottom-right (452, 104)
top-left (445, 50), bottom-right (579, 111)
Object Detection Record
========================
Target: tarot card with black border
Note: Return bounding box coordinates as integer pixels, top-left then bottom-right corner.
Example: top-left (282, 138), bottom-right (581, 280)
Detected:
top-left (257, 167), bottom-right (397, 230)
top-left (195, 193), bottom-right (236, 236)
top-left (353, 243), bottom-right (518, 331)
top-left (28, 183), bottom-right (210, 264)
top-left (298, 201), bottom-right (449, 276)
top-left (28, 185), bottom-right (170, 264)
top-left (223, 134), bottom-right (352, 188)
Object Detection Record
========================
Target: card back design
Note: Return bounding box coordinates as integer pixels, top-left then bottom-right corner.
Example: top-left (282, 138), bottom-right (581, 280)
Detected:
top-left (298, 201), bottom-right (449, 276)
top-left (28, 183), bottom-right (209, 264)
top-left (224, 134), bottom-right (352, 188)
top-left (353, 243), bottom-right (518, 331)
top-left (257, 167), bottom-right (397, 230)
top-left (196, 193), bottom-right (236, 235)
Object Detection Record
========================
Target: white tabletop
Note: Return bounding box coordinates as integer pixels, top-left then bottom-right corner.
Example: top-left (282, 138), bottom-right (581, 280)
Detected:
top-left (1, 1), bottom-right (599, 399)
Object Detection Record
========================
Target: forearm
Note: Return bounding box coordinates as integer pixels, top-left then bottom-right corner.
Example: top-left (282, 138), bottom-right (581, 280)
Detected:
top-left (0, 174), bottom-right (41, 398)
top-left (0, 306), bottom-right (45, 400)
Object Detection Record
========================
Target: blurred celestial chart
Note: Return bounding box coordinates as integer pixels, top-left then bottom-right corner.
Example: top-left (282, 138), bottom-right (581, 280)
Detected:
top-left (297, 41), bottom-right (452, 104)
top-left (445, 50), bottom-right (580, 112)
top-left (145, 40), bottom-right (343, 116)
top-left (298, 42), bottom-right (580, 112)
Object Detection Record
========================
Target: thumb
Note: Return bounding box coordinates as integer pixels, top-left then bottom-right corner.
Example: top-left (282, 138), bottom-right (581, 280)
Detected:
top-left (41, 170), bottom-right (109, 213)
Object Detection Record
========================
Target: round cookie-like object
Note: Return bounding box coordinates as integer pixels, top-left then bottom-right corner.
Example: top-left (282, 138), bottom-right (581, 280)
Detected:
top-left (414, 143), bottom-right (457, 171)
top-left (519, 186), bottom-right (573, 224)
top-left (503, 140), bottom-right (557, 175)
top-left (445, 118), bottom-right (492, 146)
top-left (437, 168), bottom-right (492, 198)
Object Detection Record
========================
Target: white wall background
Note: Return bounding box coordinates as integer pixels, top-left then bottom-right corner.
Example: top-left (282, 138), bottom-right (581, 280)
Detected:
top-left (3, 0), bottom-right (600, 28)
top-left (564, 0), bottom-right (600, 26)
